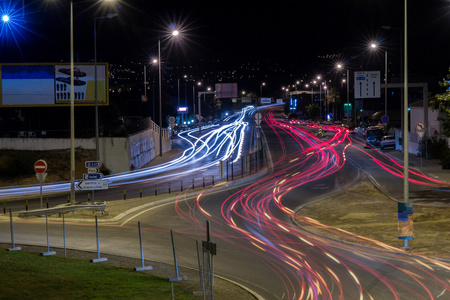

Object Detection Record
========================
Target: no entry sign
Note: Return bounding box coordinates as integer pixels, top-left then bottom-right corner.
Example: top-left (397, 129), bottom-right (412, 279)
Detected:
top-left (34, 159), bottom-right (47, 174)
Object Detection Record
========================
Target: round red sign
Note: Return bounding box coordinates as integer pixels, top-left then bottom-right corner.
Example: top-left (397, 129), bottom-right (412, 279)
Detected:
top-left (34, 159), bottom-right (47, 174)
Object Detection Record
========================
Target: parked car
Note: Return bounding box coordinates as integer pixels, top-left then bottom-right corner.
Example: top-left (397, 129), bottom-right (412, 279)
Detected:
top-left (380, 135), bottom-right (396, 150)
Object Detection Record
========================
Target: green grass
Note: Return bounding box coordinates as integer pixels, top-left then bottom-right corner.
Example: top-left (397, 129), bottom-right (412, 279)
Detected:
top-left (0, 250), bottom-right (196, 300)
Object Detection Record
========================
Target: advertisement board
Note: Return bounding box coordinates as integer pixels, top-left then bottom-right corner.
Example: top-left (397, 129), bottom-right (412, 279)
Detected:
top-left (0, 63), bottom-right (109, 107)
top-left (215, 83), bottom-right (237, 98)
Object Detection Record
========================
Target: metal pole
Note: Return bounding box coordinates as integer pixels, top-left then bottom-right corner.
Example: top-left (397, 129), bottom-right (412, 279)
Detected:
top-left (403, 0), bottom-right (409, 206)
top-left (135, 221), bottom-right (153, 271)
top-left (63, 214), bottom-right (67, 258)
top-left (70, 0), bottom-right (75, 205)
top-left (8, 209), bottom-right (21, 251)
top-left (385, 50), bottom-right (388, 118)
top-left (94, 18), bottom-right (99, 161)
top-left (158, 39), bottom-right (163, 157)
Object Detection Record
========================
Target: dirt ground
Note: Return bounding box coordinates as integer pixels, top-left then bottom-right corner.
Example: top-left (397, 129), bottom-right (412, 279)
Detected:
top-left (295, 180), bottom-right (450, 258)
top-left (0, 149), bottom-right (97, 187)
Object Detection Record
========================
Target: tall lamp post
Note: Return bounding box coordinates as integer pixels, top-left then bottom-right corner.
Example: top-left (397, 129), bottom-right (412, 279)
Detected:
top-left (157, 30), bottom-right (179, 157)
top-left (94, 12), bottom-right (118, 161)
top-left (69, 0), bottom-right (75, 205)
top-left (337, 64), bottom-right (350, 124)
top-left (370, 43), bottom-right (388, 119)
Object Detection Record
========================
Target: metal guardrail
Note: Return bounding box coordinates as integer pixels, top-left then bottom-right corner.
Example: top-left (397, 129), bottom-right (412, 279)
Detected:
top-left (18, 201), bottom-right (106, 217)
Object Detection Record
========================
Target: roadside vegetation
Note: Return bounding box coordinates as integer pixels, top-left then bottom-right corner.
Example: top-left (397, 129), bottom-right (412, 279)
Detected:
top-left (0, 249), bottom-right (195, 300)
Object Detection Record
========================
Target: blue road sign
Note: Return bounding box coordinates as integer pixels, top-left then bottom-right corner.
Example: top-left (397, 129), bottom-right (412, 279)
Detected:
top-left (83, 173), bottom-right (104, 180)
top-left (85, 161), bottom-right (102, 168)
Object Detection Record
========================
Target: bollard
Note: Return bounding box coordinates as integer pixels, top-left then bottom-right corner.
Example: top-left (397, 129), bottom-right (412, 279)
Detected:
top-left (88, 193), bottom-right (91, 202)
top-left (124, 189), bottom-right (127, 200)
top-left (181, 181), bottom-right (183, 192)
top-left (203, 177), bottom-right (205, 188)
top-left (25, 200), bottom-right (28, 211)
top-left (212, 175), bottom-right (214, 186)
top-left (169, 182), bottom-right (171, 194)
top-left (3, 201), bottom-right (6, 214)
top-left (192, 179), bottom-right (195, 190)
top-left (155, 185), bottom-right (157, 196)
top-left (140, 187), bottom-right (143, 198)
top-left (46, 198), bottom-right (49, 209)
top-left (67, 195), bottom-right (70, 203)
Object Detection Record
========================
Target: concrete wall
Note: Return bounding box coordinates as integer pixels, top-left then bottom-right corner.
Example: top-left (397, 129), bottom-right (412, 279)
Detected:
top-left (0, 138), bottom-right (95, 150)
top-left (0, 117), bottom-right (171, 174)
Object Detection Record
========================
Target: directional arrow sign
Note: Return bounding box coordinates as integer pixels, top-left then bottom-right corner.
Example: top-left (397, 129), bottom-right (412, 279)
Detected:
top-left (85, 161), bottom-right (102, 168)
top-left (87, 167), bottom-right (100, 174)
top-left (83, 173), bottom-right (104, 180)
top-left (76, 179), bottom-right (109, 190)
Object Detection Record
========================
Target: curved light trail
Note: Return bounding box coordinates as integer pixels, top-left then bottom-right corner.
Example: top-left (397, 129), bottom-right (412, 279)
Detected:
top-left (0, 106), bottom-right (253, 199)
top-left (177, 108), bottom-right (450, 299)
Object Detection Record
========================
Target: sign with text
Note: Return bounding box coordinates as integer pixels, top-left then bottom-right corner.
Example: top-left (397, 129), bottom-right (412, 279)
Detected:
top-left (354, 71), bottom-right (380, 99)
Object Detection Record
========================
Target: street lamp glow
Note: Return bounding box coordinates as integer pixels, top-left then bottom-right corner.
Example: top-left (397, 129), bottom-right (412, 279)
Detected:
top-left (2, 14), bottom-right (9, 22)
top-left (371, 43), bottom-right (377, 49)
top-left (172, 30), bottom-right (179, 36)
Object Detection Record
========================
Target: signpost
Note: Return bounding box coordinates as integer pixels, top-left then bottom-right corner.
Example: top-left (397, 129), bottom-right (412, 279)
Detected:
top-left (76, 179), bottom-right (109, 190)
top-left (77, 161), bottom-right (107, 193)
top-left (416, 122), bottom-right (426, 167)
top-left (34, 160), bottom-right (48, 208)
top-left (381, 115), bottom-right (389, 127)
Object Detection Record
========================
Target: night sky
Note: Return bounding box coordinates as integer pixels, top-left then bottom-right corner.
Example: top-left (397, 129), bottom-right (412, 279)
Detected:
top-left (2, 0), bottom-right (450, 88)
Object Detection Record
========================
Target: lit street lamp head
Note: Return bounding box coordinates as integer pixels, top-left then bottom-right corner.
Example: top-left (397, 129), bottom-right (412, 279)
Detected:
top-left (2, 14), bottom-right (9, 22)
top-left (172, 30), bottom-right (179, 36)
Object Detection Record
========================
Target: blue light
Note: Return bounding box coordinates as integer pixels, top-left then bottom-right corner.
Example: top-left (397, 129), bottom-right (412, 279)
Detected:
top-left (2, 14), bottom-right (9, 22)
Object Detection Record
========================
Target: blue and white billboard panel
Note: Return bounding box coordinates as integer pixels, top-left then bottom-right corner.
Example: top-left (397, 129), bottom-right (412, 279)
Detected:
top-left (2, 64), bottom-right (54, 105)
top-left (0, 63), bottom-right (109, 107)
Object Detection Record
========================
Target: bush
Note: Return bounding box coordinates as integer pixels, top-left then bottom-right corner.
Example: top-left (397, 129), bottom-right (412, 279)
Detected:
top-left (426, 136), bottom-right (448, 160)
top-left (0, 152), bottom-right (36, 178)
top-left (441, 149), bottom-right (450, 169)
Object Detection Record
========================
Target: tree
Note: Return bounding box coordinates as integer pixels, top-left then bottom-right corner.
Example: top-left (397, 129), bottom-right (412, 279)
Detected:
top-left (306, 103), bottom-right (320, 121)
top-left (430, 68), bottom-right (450, 136)
top-left (326, 88), bottom-right (341, 120)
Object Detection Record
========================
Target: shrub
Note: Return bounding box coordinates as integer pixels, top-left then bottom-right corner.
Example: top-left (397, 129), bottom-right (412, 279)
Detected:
top-left (0, 152), bottom-right (36, 178)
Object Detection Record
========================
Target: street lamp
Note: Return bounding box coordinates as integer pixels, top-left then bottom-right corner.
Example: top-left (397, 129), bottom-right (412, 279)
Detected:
top-left (157, 30), bottom-right (179, 156)
top-left (337, 64), bottom-right (350, 124)
top-left (370, 43), bottom-right (388, 120)
top-left (94, 12), bottom-right (118, 161)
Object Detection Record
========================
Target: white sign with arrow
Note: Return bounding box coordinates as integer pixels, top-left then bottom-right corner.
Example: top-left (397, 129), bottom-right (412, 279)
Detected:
top-left (354, 71), bottom-right (381, 99)
top-left (76, 179), bottom-right (109, 190)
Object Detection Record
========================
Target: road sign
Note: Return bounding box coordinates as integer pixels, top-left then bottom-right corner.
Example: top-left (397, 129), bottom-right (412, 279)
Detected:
top-left (381, 115), bottom-right (389, 123)
top-left (416, 122), bottom-right (425, 131)
top-left (417, 131), bottom-right (425, 140)
top-left (83, 173), bottom-right (104, 180)
top-left (76, 179), bottom-right (109, 190)
top-left (34, 159), bottom-right (47, 174)
top-left (87, 167), bottom-right (100, 173)
top-left (354, 71), bottom-right (381, 99)
top-left (254, 113), bottom-right (262, 125)
top-left (85, 161), bottom-right (102, 168)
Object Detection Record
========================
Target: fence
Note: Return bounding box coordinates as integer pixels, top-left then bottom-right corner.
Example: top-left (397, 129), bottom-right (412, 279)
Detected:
top-left (2, 210), bottom-right (225, 300)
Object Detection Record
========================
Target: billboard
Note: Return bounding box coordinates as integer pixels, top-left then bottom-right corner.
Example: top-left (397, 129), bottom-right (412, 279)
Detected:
top-left (0, 63), bottom-right (109, 107)
top-left (215, 83), bottom-right (237, 98)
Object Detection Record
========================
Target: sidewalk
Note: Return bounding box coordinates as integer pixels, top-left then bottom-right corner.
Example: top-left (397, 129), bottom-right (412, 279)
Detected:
top-left (384, 149), bottom-right (450, 184)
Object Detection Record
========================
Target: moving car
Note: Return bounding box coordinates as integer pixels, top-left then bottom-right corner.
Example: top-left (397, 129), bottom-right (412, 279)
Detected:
top-left (380, 135), bottom-right (396, 150)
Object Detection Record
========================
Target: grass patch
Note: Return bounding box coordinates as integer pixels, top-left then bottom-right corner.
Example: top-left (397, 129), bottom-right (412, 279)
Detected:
top-left (0, 250), bottom-right (195, 300)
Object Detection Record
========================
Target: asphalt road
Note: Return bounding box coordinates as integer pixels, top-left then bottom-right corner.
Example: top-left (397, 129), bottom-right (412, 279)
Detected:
top-left (2, 107), bottom-right (450, 299)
